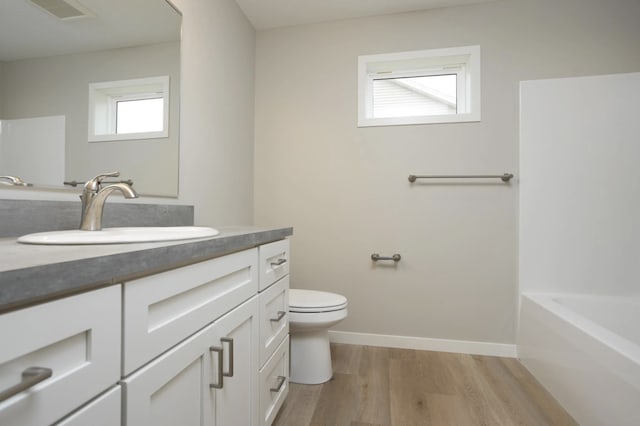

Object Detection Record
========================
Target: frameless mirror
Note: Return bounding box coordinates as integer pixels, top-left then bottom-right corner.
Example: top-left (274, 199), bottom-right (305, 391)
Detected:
top-left (0, 0), bottom-right (181, 197)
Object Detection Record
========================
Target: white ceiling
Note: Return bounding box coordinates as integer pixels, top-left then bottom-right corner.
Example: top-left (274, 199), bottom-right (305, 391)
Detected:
top-left (234, 0), bottom-right (494, 30)
top-left (0, 0), bottom-right (493, 62)
top-left (0, 0), bottom-right (180, 61)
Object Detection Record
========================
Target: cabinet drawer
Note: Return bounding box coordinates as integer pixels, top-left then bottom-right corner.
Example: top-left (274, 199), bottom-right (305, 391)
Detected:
top-left (123, 248), bottom-right (258, 374)
top-left (259, 239), bottom-right (289, 291)
top-left (0, 286), bottom-right (121, 426)
top-left (55, 385), bottom-right (121, 426)
top-left (259, 276), bottom-right (289, 366)
top-left (259, 336), bottom-right (289, 426)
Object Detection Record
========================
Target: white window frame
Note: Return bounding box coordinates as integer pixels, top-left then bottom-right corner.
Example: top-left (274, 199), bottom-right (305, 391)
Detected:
top-left (358, 46), bottom-right (480, 127)
top-left (88, 76), bottom-right (169, 142)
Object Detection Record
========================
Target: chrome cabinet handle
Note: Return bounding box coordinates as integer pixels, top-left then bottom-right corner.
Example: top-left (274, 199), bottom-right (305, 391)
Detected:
top-left (221, 337), bottom-right (234, 378)
top-left (209, 346), bottom-right (224, 389)
top-left (270, 258), bottom-right (287, 267)
top-left (270, 311), bottom-right (287, 323)
top-left (0, 367), bottom-right (52, 402)
top-left (270, 376), bottom-right (287, 393)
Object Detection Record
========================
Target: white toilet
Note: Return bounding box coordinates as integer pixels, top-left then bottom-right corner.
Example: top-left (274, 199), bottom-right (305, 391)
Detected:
top-left (288, 289), bottom-right (348, 384)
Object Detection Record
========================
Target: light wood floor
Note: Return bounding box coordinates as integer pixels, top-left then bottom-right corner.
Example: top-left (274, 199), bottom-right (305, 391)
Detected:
top-left (273, 343), bottom-right (577, 426)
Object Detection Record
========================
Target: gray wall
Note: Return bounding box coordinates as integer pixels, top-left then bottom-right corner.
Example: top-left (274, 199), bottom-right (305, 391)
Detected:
top-left (173, 0), bottom-right (256, 226)
top-left (253, 0), bottom-right (640, 344)
top-left (0, 62), bottom-right (4, 118)
top-left (1, 42), bottom-right (180, 197)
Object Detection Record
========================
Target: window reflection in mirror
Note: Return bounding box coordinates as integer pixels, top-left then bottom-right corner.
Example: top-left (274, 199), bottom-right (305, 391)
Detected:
top-left (89, 76), bottom-right (170, 142)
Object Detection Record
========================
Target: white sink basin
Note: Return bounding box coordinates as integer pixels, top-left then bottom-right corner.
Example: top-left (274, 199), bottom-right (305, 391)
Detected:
top-left (17, 226), bottom-right (219, 245)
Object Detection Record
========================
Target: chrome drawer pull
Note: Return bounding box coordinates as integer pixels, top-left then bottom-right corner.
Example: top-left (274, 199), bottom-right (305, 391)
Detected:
top-left (270, 258), bottom-right (287, 268)
top-left (221, 337), bottom-right (234, 378)
top-left (270, 376), bottom-right (287, 393)
top-left (209, 346), bottom-right (224, 389)
top-left (0, 366), bottom-right (52, 402)
top-left (270, 311), bottom-right (286, 323)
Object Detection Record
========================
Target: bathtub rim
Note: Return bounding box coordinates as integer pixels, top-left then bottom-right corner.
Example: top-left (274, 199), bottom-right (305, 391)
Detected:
top-left (518, 292), bottom-right (640, 426)
top-left (521, 292), bottom-right (640, 374)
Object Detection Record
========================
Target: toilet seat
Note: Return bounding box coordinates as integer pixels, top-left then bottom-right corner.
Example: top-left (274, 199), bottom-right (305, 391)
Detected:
top-left (289, 289), bottom-right (347, 313)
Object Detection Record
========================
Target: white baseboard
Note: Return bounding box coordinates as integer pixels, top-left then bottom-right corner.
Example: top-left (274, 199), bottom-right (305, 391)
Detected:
top-left (328, 330), bottom-right (517, 358)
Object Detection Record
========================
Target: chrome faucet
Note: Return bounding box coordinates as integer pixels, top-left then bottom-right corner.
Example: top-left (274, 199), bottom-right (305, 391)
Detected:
top-left (0, 175), bottom-right (29, 186)
top-left (79, 172), bottom-right (138, 231)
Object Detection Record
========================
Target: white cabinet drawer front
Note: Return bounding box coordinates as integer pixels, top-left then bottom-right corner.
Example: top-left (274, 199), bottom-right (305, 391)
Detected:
top-left (123, 248), bottom-right (258, 374)
top-left (259, 276), bottom-right (289, 366)
top-left (259, 336), bottom-right (289, 426)
top-left (259, 239), bottom-right (289, 291)
top-left (0, 286), bottom-right (121, 426)
top-left (55, 385), bottom-right (121, 426)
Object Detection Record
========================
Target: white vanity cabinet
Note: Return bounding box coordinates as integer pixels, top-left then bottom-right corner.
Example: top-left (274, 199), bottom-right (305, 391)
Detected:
top-left (0, 286), bottom-right (121, 426)
top-left (0, 234), bottom-right (291, 426)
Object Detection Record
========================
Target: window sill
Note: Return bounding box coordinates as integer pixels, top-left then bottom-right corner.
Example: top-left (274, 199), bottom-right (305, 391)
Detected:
top-left (357, 112), bottom-right (480, 127)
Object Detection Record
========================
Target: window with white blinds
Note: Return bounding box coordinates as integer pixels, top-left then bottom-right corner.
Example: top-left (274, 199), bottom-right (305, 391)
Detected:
top-left (358, 46), bottom-right (480, 127)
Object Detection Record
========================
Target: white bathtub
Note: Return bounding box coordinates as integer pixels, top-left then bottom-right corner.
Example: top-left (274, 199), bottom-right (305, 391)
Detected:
top-left (518, 293), bottom-right (640, 426)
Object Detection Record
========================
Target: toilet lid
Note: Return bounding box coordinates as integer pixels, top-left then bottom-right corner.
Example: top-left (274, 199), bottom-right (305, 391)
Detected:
top-left (289, 289), bottom-right (347, 313)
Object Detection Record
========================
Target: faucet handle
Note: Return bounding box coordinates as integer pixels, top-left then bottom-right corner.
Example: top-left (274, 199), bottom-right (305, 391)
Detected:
top-left (84, 171), bottom-right (120, 191)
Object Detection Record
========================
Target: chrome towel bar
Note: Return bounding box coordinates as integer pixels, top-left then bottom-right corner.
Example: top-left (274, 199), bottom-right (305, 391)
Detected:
top-left (371, 253), bottom-right (401, 262)
top-left (408, 173), bottom-right (514, 183)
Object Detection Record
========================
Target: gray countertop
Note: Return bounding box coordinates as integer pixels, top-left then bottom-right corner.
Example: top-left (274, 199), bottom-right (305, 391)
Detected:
top-left (0, 226), bottom-right (293, 314)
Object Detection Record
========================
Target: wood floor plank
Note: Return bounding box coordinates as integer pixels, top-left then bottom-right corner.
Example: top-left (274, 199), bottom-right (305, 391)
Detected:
top-left (426, 393), bottom-right (476, 426)
top-left (498, 357), bottom-right (578, 426)
top-left (309, 373), bottom-right (361, 426)
top-left (355, 346), bottom-right (391, 425)
top-left (273, 383), bottom-right (323, 426)
top-left (388, 351), bottom-right (431, 425)
top-left (332, 343), bottom-right (362, 375)
top-left (273, 344), bottom-right (577, 426)
top-left (417, 350), bottom-right (457, 395)
top-left (472, 354), bottom-right (550, 425)
top-left (439, 352), bottom-right (508, 426)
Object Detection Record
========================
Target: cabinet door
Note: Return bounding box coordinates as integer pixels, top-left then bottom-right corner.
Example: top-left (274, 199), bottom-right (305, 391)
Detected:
top-left (122, 322), bottom-right (214, 426)
top-left (123, 296), bottom-right (259, 426)
top-left (209, 296), bottom-right (259, 426)
top-left (55, 386), bottom-right (121, 426)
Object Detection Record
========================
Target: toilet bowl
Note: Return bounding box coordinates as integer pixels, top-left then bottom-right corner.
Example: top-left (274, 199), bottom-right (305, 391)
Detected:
top-left (289, 289), bottom-right (348, 385)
